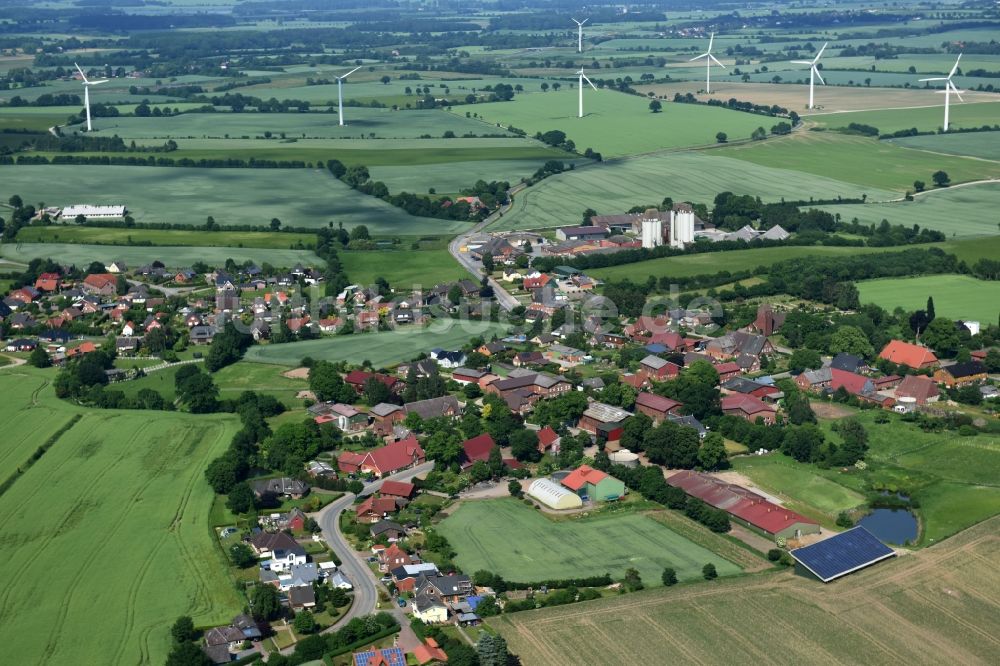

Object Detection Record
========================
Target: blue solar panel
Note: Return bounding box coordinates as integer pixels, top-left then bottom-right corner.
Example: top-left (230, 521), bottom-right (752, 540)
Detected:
top-left (354, 646), bottom-right (406, 666)
top-left (791, 527), bottom-right (895, 582)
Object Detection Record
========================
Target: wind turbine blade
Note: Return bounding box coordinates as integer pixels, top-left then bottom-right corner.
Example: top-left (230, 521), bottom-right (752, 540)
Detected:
top-left (582, 74), bottom-right (598, 91)
top-left (813, 67), bottom-right (826, 85)
top-left (948, 53), bottom-right (962, 79)
top-left (90, 79), bottom-right (109, 85)
top-left (340, 66), bottom-right (362, 80)
top-left (75, 62), bottom-right (89, 84)
top-left (790, 60), bottom-right (813, 65)
top-left (919, 77), bottom-right (947, 82)
top-left (950, 81), bottom-right (965, 102)
top-left (581, 18), bottom-right (588, 25)
top-left (813, 42), bottom-right (828, 63)
top-left (708, 33), bottom-right (714, 52)
top-left (709, 54), bottom-right (725, 68)
top-left (690, 53), bottom-right (708, 62)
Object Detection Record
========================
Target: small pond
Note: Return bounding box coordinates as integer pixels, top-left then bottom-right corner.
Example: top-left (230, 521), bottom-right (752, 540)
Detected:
top-left (858, 508), bottom-right (919, 545)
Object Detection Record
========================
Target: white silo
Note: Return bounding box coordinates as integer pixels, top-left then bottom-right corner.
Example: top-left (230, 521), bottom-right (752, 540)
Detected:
top-left (641, 217), bottom-right (662, 249)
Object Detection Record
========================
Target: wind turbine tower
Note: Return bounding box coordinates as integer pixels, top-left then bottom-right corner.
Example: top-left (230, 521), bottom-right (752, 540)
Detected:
top-left (790, 42), bottom-right (827, 109)
top-left (920, 54), bottom-right (965, 131)
top-left (689, 33), bottom-right (726, 94)
top-left (577, 68), bottom-right (598, 118)
top-left (75, 63), bottom-right (108, 132)
top-left (335, 66), bottom-right (362, 126)
top-left (572, 18), bottom-right (588, 53)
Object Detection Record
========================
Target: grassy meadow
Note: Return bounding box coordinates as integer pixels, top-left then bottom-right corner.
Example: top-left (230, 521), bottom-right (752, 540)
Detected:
top-left (491, 516), bottom-right (1000, 666)
top-left (437, 499), bottom-right (741, 585)
top-left (460, 89), bottom-right (774, 157)
top-left (244, 320), bottom-right (507, 367)
top-left (0, 368), bottom-right (243, 665)
top-left (496, 150), bottom-right (895, 231)
top-left (718, 132), bottom-right (1000, 192)
top-left (0, 242), bottom-right (320, 270)
top-left (857, 275), bottom-right (1000, 323)
top-left (0, 165), bottom-right (462, 234)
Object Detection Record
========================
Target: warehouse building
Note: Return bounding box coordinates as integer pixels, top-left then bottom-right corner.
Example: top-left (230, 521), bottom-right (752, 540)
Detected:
top-left (60, 204), bottom-right (127, 219)
top-left (527, 478), bottom-right (583, 510)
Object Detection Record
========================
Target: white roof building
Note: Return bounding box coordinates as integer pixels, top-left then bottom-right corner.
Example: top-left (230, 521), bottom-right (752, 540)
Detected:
top-left (61, 205), bottom-right (126, 219)
top-left (527, 478), bottom-right (583, 510)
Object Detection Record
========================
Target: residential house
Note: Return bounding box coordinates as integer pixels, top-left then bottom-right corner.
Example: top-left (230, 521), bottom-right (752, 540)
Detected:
top-left (721, 394), bottom-right (777, 424)
top-left (403, 395), bottom-right (461, 421)
top-left (34, 273), bottom-right (60, 292)
top-left (355, 496), bottom-right (400, 523)
top-left (560, 464), bottom-right (626, 502)
top-left (639, 354), bottom-right (680, 379)
top-left (705, 331), bottom-right (771, 361)
top-left (795, 367), bottom-right (833, 392)
top-left (251, 477), bottom-right (310, 500)
top-left (750, 304), bottom-right (786, 337)
top-left (378, 543), bottom-right (412, 572)
top-left (578, 402), bottom-right (632, 440)
top-left (189, 325), bottom-right (216, 345)
top-left (317, 403), bottom-right (368, 433)
top-left (353, 647), bottom-right (406, 666)
top-left (370, 519), bottom-right (406, 542)
top-left (537, 426), bottom-right (561, 454)
top-left (721, 377), bottom-right (784, 402)
top-left (345, 370), bottom-right (402, 395)
top-left (413, 638), bottom-right (449, 665)
top-left (451, 367), bottom-right (487, 385)
top-left (513, 351), bottom-right (544, 367)
top-left (830, 368), bottom-right (876, 398)
top-left (397, 359), bottom-right (438, 379)
top-left (669, 413), bottom-right (708, 439)
top-left (713, 361), bottom-right (742, 382)
top-left (370, 403), bottom-right (404, 437)
top-left (249, 531), bottom-right (303, 559)
top-left (461, 433), bottom-right (497, 467)
top-left (115, 336), bottom-right (141, 355)
top-left (478, 341), bottom-right (508, 357)
top-left (879, 340), bottom-right (938, 369)
top-left (337, 436), bottom-right (425, 477)
top-left (431, 349), bottom-right (466, 368)
top-left (934, 361), bottom-right (987, 388)
top-left (830, 352), bottom-right (869, 374)
top-left (635, 391), bottom-right (683, 424)
top-left (379, 480), bottom-right (415, 500)
top-left (263, 507), bottom-right (307, 532)
top-left (894, 375), bottom-right (939, 405)
top-left (288, 586), bottom-right (316, 610)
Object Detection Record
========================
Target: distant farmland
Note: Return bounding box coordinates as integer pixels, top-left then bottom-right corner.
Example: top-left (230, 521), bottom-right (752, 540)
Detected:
top-left (0, 242), bottom-right (320, 270)
top-left (492, 516), bottom-right (1000, 666)
top-left (857, 275), bottom-right (1000, 323)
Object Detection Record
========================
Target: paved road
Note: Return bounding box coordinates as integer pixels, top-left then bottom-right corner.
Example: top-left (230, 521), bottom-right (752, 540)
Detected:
top-left (314, 461), bottom-right (436, 632)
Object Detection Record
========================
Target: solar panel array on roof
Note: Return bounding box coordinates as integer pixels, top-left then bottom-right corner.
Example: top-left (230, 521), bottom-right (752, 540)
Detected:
top-left (790, 527), bottom-right (896, 583)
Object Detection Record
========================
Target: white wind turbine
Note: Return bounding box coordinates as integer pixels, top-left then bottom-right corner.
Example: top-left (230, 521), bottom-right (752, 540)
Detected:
top-left (335, 66), bottom-right (362, 126)
top-left (577, 68), bottom-right (598, 118)
top-left (790, 42), bottom-right (827, 109)
top-left (920, 54), bottom-right (965, 131)
top-left (75, 63), bottom-right (108, 132)
top-left (689, 32), bottom-right (726, 93)
top-left (572, 18), bottom-right (588, 53)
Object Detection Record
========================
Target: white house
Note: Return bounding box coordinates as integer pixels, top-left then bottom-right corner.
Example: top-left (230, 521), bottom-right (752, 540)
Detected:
top-left (268, 546), bottom-right (308, 573)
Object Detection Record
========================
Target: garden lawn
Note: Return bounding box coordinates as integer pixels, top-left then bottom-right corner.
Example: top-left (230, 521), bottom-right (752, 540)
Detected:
top-left (436, 498), bottom-right (741, 585)
top-left (0, 367), bottom-right (243, 665)
top-left (718, 132), bottom-right (1000, 192)
top-left (244, 320), bottom-right (508, 367)
top-left (461, 89), bottom-right (774, 157)
top-left (0, 242), bottom-right (320, 270)
top-left (730, 455), bottom-right (866, 523)
top-left (0, 165), bottom-right (464, 234)
top-left (812, 182), bottom-right (1000, 238)
top-left (339, 249), bottom-right (467, 287)
top-left (496, 150), bottom-right (895, 230)
top-left (857, 275), bottom-right (1000, 323)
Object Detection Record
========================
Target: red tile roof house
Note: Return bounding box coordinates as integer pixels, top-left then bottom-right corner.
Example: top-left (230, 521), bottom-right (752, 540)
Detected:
top-left (894, 375), bottom-right (940, 405)
top-left (461, 433), bottom-right (497, 468)
top-left (82, 273), bottom-right (118, 296)
top-left (378, 543), bottom-right (413, 572)
top-left (667, 470), bottom-right (819, 541)
top-left (714, 361), bottom-right (742, 382)
top-left (35, 273), bottom-right (61, 292)
top-left (721, 394), bottom-right (777, 424)
top-left (537, 426), bottom-right (561, 454)
top-left (338, 436), bottom-right (426, 478)
top-left (379, 480), bottom-right (416, 500)
top-left (639, 355), bottom-right (681, 379)
top-left (356, 496), bottom-right (400, 523)
top-left (879, 340), bottom-right (938, 369)
top-left (635, 391), bottom-right (683, 424)
top-left (830, 368), bottom-right (876, 397)
top-left (345, 370), bottom-right (402, 395)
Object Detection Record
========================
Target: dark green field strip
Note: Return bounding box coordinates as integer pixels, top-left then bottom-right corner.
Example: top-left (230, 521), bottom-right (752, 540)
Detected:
top-left (0, 413), bottom-right (82, 499)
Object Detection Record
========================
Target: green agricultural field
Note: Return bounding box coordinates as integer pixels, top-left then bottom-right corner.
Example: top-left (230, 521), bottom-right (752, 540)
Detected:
top-left (369, 158), bottom-right (582, 194)
top-left (88, 108), bottom-right (514, 140)
top-left (588, 245), bottom-right (889, 281)
top-left (719, 132), bottom-right (1000, 192)
top-left (807, 100), bottom-right (1000, 134)
top-left (244, 320), bottom-right (508, 368)
top-left (939, 236), bottom-right (1000, 265)
top-left (339, 249), bottom-right (468, 287)
top-left (460, 89), bottom-right (774, 157)
top-left (16, 225), bottom-right (316, 250)
top-left (887, 131), bottom-right (1000, 162)
top-left (0, 368), bottom-right (243, 665)
top-left (437, 499), bottom-right (741, 584)
top-left (857, 275), bottom-right (1000, 323)
top-left (730, 455), bottom-right (866, 523)
top-left (0, 242), bottom-right (320, 270)
top-left (0, 370), bottom-right (79, 482)
top-left (0, 165), bottom-right (463, 233)
top-left (496, 150), bottom-right (896, 230)
top-left (812, 182), bottom-right (1000, 238)
top-left (492, 517), bottom-right (1000, 666)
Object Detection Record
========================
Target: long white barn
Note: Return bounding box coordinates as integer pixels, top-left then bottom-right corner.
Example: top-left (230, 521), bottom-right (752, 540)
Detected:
top-left (61, 205), bottom-right (126, 219)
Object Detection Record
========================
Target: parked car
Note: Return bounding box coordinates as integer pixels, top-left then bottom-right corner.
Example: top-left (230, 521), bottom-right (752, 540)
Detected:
top-left (397, 598), bottom-right (407, 607)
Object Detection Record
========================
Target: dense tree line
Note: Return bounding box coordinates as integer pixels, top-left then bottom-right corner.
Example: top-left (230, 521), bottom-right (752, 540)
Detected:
top-left (8, 154), bottom-right (310, 169)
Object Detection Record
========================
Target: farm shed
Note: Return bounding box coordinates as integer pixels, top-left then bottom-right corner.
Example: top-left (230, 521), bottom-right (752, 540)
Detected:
top-left (527, 478), bottom-right (583, 510)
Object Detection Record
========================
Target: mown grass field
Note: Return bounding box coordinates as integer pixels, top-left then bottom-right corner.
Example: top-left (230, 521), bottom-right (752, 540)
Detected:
top-left (718, 132), bottom-right (1000, 192)
top-left (244, 320), bottom-right (507, 368)
top-left (0, 368), bottom-right (243, 665)
top-left (437, 499), bottom-right (741, 585)
top-left (888, 131), bottom-right (1000, 162)
top-left (588, 245), bottom-right (889, 281)
top-left (17, 225), bottom-right (316, 250)
top-left (496, 151), bottom-right (896, 231)
top-left (730, 455), bottom-right (867, 523)
top-left (0, 242), bottom-right (320, 270)
top-left (857, 275), bottom-right (1000, 323)
top-left (808, 101), bottom-right (1000, 134)
top-left (0, 165), bottom-right (462, 233)
top-left (491, 516), bottom-right (1000, 665)
top-left (813, 182), bottom-right (1000, 238)
top-left (339, 248), bottom-right (467, 287)
top-left (460, 89), bottom-right (774, 157)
